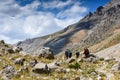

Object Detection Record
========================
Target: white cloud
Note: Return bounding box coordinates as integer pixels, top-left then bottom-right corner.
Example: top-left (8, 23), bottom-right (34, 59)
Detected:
top-left (0, 0), bottom-right (88, 44)
top-left (0, 34), bottom-right (20, 44)
top-left (55, 17), bottom-right (83, 28)
top-left (57, 4), bottom-right (87, 19)
top-left (23, 13), bottom-right (61, 37)
top-left (42, 0), bottom-right (74, 9)
top-left (55, 4), bottom-right (87, 28)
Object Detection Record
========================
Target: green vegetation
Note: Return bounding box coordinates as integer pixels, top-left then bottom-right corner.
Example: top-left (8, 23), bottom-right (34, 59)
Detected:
top-left (68, 62), bottom-right (81, 69)
top-left (0, 40), bottom-right (5, 44)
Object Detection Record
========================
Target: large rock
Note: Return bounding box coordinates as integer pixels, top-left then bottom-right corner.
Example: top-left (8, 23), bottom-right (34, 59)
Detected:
top-left (66, 58), bottom-right (75, 63)
top-left (0, 65), bottom-right (17, 80)
top-left (32, 62), bottom-right (49, 74)
top-left (86, 56), bottom-right (98, 63)
top-left (29, 59), bottom-right (38, 67)
top-left (47, 62), bottom-right (59, 69)
top-left (14, 58), bottom-right (25, 65)
top-left (32, 62), bottom-right (59, 74)
top-left (39, 47), bottom-right (54, 59)
top-left (13, 46), bottom-right (23, 53)
top-left (75, 77), bottom-right (80, 80)
top-left (6, 48), bottom-right (14, 54)
top-left (111, 62), bottom-right (120, 70)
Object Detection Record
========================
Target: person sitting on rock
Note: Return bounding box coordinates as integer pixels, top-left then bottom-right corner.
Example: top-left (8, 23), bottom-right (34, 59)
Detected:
top-left (83, 47), bottom-right (90, 58)
top-left (75, 50), bottom-right (80, 58)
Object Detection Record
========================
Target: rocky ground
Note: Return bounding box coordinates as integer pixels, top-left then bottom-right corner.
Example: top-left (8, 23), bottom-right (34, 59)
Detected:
top-left (0, 40), bottom-right (120, 80)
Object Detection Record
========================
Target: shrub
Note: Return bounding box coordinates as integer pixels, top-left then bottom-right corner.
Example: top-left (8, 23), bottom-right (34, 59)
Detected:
top-left (68, 62), bottom-right (81, 69)
top-left (0, 40), bottom-right (5, 44)
top-left (4, 44), bottom-right (9, 47)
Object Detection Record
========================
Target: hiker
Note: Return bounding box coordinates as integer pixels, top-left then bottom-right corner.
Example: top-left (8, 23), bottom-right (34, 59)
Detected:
top-left (75, 50), bottom-right (80, 58)
top-left (68, 49), bottom-right (72, 58)
top-left (83, 47), bottom-right (90, 58)
top-left (65, 49), bottom-right (69, 59)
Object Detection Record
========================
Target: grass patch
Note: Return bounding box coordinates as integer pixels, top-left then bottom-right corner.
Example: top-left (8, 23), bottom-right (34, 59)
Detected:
top-left (68, 62), bottom-right (80, 69)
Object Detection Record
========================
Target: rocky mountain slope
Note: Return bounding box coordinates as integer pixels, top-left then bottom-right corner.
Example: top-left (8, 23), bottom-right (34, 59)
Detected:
top-left (16, 0), bottom-right (120, 55)
top-left (2, 31), bottom-right (119, 80)
top-left (0, 40), bottom-right (120, 80)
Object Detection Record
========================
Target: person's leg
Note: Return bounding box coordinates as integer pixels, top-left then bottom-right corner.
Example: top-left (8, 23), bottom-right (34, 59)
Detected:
top-left (85, 54), bottom-right (87, 58)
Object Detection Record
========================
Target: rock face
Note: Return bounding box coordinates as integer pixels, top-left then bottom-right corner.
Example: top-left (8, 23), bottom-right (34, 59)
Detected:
top-left (39, 47), bottom-right (54, 59)
top-left (16, 0), bottom-right (120, 55)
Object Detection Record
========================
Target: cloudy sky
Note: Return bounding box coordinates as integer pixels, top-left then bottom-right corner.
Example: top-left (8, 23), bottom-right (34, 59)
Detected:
top-left (0, 0), bottom-right (110, 44)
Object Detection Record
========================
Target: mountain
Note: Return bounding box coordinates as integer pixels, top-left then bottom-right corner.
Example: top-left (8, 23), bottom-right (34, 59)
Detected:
top-left (16, 0), bottom-right (120, 55)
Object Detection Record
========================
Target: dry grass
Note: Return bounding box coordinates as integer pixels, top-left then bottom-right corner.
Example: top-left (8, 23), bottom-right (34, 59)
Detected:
top-left (69, 30), bottom-right (87, 43)
top-left (90, 30), bottom-right (120, 53)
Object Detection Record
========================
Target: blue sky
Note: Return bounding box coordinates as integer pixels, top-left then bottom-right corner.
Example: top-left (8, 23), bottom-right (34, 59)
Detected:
top-left (0, 0), bottom-right (110, 44)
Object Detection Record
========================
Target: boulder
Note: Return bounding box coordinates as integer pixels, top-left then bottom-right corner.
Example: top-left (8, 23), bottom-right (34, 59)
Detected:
top-left (29, 59), bottom-right (38, 67)
top-left (66, 58), bottom-right (75, 63)
top-left (86, 56), bottom-right (98, 63)
top-left (0, 53), bottom-right (2, 56)
top-left (39, 47), bottom-right (54, 59)
top-left (77, 58), bottom-right (82, 62)
top-left (75, 77), bottom-right (80, 80)
top-left (13, 46), bottom-right (23, 53)
top-left (111, 62), bottom-right (120, 70)
top-left (0, 65), bottom-right (17, 80)
top-left (6, 48), bottom-right (14, 54)
top-left (47, 62), bottom-right (59, 69)
top-left (32, 62), bottom-right (50, 74)
top-left (32, 62), bottom-right (59, 74)
top-left (14, 58), bottom-right (25, 65)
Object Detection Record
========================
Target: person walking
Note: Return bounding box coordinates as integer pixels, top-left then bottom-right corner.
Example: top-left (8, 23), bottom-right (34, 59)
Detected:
top-left (83, 47), bottom-right (90, 58)
top-left (65, 49), bottom-right (69, 59)
top-left (68, 49), bottom-right (72, 58)
top-left (75, 50), bottom-right (80, 58)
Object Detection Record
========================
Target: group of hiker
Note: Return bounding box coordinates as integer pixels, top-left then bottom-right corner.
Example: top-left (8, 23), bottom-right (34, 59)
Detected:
top-left (65, 47), bottom-right (90, 59)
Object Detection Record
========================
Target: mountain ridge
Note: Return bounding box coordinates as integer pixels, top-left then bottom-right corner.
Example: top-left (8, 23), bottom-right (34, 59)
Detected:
top-left (16, 0), bottom-right (120, 55)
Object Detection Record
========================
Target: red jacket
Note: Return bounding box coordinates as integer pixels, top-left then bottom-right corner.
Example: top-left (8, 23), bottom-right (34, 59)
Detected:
top-left (84, 48), bottom-right (89, 54)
